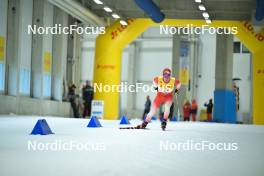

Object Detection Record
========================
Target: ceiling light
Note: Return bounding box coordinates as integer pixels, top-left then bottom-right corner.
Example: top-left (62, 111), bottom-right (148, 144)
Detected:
top-left (195, 0), bottom-right (201, 3)
top-left (48, 0), bottom-right (105, 26)
top-left (112, 13), bottom-right (120, 19)
top-left (93, 0), bottom-right (103, 5)
top-left (205, 19), bottom-right (212, 24)
top-left (202, 12), bottom-right (209, 18)
top-left (120, 20), bottom-right (128, 25)
top-left (103, 6), bottom-right (112, 12)
top-left (198, 4), bottom-right (206, 11)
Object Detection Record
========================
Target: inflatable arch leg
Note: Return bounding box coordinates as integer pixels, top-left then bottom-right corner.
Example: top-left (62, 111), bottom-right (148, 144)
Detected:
top-left (252, 51), bottom-right (264, 124)
top-left (235, 22), bottom-right (264, 125)
top-left (93, 19), bottom-right (151, 119)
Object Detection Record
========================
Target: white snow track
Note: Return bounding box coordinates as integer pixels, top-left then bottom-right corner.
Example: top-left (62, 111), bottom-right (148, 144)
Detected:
top-left (0, 116), bottom-right (263, 176)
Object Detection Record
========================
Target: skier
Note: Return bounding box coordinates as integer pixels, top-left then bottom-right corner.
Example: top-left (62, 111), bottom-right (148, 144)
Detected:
top-left (136, 68), bottom-right (181, 130)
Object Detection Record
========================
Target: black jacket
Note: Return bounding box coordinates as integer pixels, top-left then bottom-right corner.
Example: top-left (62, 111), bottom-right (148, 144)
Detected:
top-left (204, 102), bottom-right (213, 113)
top-left (82, 85), bottom-right (94, 101)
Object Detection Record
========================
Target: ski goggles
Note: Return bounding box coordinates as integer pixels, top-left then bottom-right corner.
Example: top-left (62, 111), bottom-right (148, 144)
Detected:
top-left (163, 72), bottom-right (171, 78)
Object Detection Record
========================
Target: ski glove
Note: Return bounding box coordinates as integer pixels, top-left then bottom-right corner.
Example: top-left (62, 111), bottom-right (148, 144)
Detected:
top-left (174, 89), bottom-right (179, 94)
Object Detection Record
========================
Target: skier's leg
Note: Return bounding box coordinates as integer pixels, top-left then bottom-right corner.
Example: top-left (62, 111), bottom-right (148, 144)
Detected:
top-left (164, 101), bottom-right (172, 121)
top-left (136, 105), bottom-right (158, 129)
top-left (145, 105), bottom-right (158, 122)
top-left (136, 96), bottom-right (162, 129)
top-left (161, 101), bottom-right (172, 130)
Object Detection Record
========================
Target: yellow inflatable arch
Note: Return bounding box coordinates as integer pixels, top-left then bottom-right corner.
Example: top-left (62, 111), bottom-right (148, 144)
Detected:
top-left (93, 18), bottom-right (264, 124)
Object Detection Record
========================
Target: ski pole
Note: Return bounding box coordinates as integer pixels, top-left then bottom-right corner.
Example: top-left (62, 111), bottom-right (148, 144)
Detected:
top-left (175, 93), bottom-right (181, 121)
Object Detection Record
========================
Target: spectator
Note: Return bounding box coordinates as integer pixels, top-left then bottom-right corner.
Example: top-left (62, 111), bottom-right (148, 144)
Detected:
top-left (68, 83), bottom-right (80, 118)
top-left (82, 81), bottom-right (94, 118)
top-left (183, 100), bottom-right (191, 121)
top-left (204, 99), bottom-right (213, 121)
top-left (142, 96), bottom-right (151, 120)
top-left (191, 99), bottom-right (198, 121)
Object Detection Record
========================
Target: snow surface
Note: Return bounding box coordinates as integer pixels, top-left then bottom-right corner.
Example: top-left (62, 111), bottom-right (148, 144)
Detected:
top-left (0, 115), bottom-right (264, 176)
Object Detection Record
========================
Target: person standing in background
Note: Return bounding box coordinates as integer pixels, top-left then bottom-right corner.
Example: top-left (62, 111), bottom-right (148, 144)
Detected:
top-left (82, 81), bottom-right (94, 118)
top-left (191, 99), bottom-right (198, 121)
top-left (68, 83), bottom-right (80, 118)
top-left (142, 96), bottom-right (151, 120)
top-left (183, 100), bottom-right (191, 121)
top-left (204, 99), bottom-right (213, 121)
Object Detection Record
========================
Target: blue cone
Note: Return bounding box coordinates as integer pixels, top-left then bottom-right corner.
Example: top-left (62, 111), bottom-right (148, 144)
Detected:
top-left (30, 119), bottom-right (54, 135)
top-left (171, 116), bottom-right (177, 122)
top-left (119, 116), bottom-right (130, 125)
top-left (87, 116), bottom-right (102, 128)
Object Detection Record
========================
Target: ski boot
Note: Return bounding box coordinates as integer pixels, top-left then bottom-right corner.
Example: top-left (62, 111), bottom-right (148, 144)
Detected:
top-left (136, 121), bottom-right (148, 129)
top-left (161, 120), bottom-right (167, 131)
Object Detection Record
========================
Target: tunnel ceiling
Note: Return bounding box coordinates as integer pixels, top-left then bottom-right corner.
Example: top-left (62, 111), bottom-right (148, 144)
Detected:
top-left (82, 0), bottom-right (255, 21)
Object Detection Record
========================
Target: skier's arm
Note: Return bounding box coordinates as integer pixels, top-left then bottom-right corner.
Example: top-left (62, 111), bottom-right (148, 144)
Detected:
top-left (153, 77), bottom-right (159, 91)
